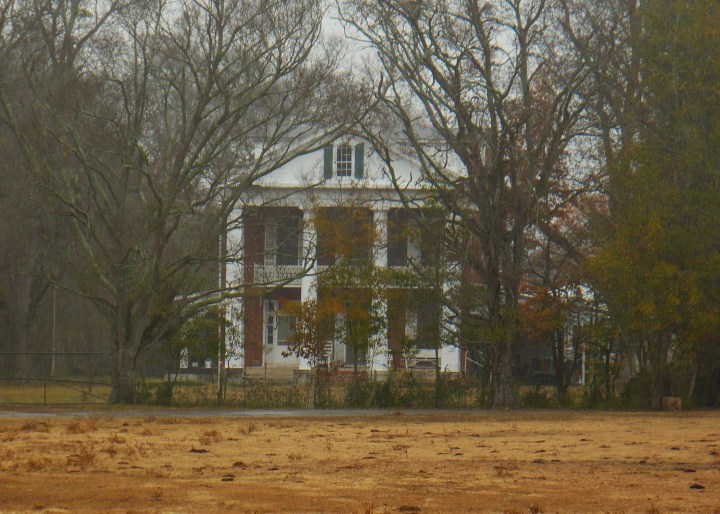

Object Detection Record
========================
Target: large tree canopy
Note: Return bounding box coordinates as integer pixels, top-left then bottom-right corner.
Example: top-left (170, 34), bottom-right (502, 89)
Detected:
top-left (587, 0), bottom-right (720, 407)
top-left (0, 0), bottom-right (355, 402)
top-left (341, 0), bottom-right (590, 407)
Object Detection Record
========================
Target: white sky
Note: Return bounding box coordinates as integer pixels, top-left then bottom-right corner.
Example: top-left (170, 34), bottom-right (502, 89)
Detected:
top-left (320, 3), bottom-right (375, 71)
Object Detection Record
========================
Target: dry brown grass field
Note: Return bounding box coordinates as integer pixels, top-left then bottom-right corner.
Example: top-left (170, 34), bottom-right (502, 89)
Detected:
top-left (0, 411), bottom-right (718, 513)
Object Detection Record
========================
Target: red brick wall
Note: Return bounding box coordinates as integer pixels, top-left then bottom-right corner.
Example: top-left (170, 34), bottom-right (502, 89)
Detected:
top-left (244, 297), bottom-right (264, 366)
top-left (243, 212), bottom-right (265, 283)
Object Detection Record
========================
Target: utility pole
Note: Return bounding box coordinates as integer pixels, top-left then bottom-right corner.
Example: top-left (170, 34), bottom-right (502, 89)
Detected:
top-left (51, 285), bottom-right (56, 378)
top-left (217, 229), bottom-right (227, 403)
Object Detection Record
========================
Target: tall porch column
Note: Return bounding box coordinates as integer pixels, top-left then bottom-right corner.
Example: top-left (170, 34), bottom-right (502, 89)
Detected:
top-left (225, 206), bottom-right (244, 368)
top-left (441, 270), bottom-right (460, 373)
top-left (441, 314), bottom-right (461, 373)
top-left (298, 208), bottom-right (317, 371)
top-left (371, 209), bottom-right (389, 372)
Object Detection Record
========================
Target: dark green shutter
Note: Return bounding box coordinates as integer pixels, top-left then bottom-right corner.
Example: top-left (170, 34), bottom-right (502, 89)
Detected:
top-left (323, 145), bottom-right (333, 179)
top-left (354, 142), bottom-right (365, 179)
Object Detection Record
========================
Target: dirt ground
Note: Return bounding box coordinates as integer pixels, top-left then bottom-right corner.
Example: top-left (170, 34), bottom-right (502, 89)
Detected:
top-left (0, 411), bottom-right (718, 513)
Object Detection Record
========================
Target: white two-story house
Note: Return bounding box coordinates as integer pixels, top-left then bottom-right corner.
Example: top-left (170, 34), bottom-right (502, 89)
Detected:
top-left (222, 136), bottom-right (463, 374)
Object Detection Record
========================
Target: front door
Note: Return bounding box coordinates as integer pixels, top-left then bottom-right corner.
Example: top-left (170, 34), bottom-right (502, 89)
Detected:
top-left (263, 300), bottom-right (298, 366)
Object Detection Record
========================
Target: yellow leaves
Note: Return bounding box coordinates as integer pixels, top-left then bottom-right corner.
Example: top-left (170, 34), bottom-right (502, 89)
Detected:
top-left (314, 207), bottom-right (374, 264)
top-left (75, 7), bottom-right (93, 18)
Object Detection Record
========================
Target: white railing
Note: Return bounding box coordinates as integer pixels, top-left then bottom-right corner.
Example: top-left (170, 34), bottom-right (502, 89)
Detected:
top-left (464, 353), bottom-right (483, 373)
top-left (405, 356), bottom-right (440, 370)
top-left (253, 264), bottom-right (304, 285)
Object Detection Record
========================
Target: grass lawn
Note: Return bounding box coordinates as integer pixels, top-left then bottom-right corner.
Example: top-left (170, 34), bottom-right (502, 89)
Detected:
top-left (0, 410), bottom-right (718, 512)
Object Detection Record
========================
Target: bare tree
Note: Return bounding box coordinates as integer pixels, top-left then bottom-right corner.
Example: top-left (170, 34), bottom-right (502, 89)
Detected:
top-left (560, 0), bottom-right (642, 172)
top-left (0, 137), bottom-right (56, 378)
top-left (0, 0), bottom-right (69, 379)
top-left (340, 0), bottom-right (590, 407)
top-left (1, 0), bottom-right (355, 402)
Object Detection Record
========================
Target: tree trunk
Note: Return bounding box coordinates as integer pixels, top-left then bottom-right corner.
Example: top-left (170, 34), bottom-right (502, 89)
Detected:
top-left (553, 330), bottom-right (568, 400)
top-left (434, 346), bottom-right (440, 408)
top-left (492, 337), bottom-right (514, 408)
top-left (604, 339), bottom-right (615, 400)
top-left (11, 296), bottom-right (37, 381)
top-left (651, 335), bottom-right (671, 410)
top-left (109, 345), bottom-right (138, 404)
top-left (306, 367), bottom-right (317, 409)
top-left (9, 321), bottom-right (28, 381)
top-left (352, 343), bottom-right (360, 407)
top-left (686, 361), bottom-right (699, 407)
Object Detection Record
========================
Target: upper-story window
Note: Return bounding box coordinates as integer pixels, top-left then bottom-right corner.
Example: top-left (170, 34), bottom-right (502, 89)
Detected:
top-left (405, 303), bottom-right (440, 350)
top-left (324, 142), bottom-right (365, 179)
top-left (388, 209), bottom-right (422, 267)
top-left (336, 145), bottom-right (353, 177)
top-left (316, 207), bottom-right (372, 266)
top-left (265, 212), bottom-right (302, 266)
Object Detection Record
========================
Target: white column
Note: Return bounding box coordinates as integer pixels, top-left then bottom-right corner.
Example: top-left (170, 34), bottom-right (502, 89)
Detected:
top-left (374, 209), bottom-right (388, 268)
top-left (371, 209), bottom-right (389, 372)
top-left (226, 206), bottom-right (244, 287)
top-left (298, 208), bottom-right (317, 371)
top-left (225, 207), bottom-right (244, 368)
top-left (441, 279), bottom-right (460, 372)
top-left (407, 217), bottom-right (421, 263)
top-left (225, 299), bottom-right (244, 369)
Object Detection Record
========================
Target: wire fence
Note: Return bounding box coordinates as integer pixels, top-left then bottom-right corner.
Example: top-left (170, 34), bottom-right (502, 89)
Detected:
top-left (0, 351), bottom-right (112, 405)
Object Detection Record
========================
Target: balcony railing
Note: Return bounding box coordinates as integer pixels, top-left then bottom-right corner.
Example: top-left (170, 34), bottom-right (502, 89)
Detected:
top-left (253, 264), bottom-right (304, 285)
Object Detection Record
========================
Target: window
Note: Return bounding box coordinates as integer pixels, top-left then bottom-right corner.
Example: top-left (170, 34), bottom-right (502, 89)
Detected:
top-left (315, 207), bottom-right (372, 266)
top-left (265, 212), bottom-right (301, 266)
top-left (406, 303), bottom-right (439, 350)
top-left (323, 143), bottom-right (365, 179)
top-left (336, 145), bottom-right (352, 177)
top-left (276, 314), bottom-right (295, 346)
top-left (275, 215), bottom-right (301, 266)
top-left (419, 213), bottom-right (443, 266)
top-left (388, 210), bottom-right (408, 267)
top-left (344, 209), bottom-right (373, 264)
top-left (388, 210), bottom-right (422, 267)
top-left (417, 303), bottom-right (440, 349)
top-left (266, 313), bottom-right (274, 346)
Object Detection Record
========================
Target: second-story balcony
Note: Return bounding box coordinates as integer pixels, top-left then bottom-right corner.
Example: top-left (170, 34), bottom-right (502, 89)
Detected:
top-left (253, 264), bottom-right (304, 286)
